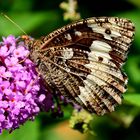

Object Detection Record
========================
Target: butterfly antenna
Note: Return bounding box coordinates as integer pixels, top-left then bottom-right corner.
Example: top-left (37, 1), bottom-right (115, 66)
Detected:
top-left (1, 13), bottom-right (27, 35)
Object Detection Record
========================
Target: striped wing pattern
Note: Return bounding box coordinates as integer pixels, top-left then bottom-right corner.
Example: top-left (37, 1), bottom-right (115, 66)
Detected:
top-left (27, 17), bottom-right (135, 115)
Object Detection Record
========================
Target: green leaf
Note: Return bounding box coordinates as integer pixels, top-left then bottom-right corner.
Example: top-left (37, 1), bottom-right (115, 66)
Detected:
top-left (124, 94), bottom-right (140, 107)
top-left (126, 56), bottom-right (140, 85)
top-left (0, 120), bottom-right (40, 140)
top-left (11, 0), bottom-right (33, 11)
top-left (0, 11), bottom-right (62, 37)
top-left (128, 0), bottom-right (140, 8)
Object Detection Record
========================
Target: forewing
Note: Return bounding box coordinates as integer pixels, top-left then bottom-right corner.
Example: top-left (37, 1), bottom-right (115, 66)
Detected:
top-left (34, 17), bottom-right (135, 115)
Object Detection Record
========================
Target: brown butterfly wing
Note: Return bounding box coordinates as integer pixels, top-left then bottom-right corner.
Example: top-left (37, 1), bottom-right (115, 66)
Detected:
top-left (28, 17), bottom-right (135, 115)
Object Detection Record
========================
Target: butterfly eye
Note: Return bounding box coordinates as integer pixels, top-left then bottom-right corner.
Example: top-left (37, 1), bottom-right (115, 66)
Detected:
top-left (105, 28), bottom-right (111, 35)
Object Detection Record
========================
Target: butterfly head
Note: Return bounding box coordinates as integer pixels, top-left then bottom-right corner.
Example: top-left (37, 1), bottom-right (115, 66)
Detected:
top-left (20, 35), bottom-right (34, 50)
top-left (20, 35), bottom-right (42, 66)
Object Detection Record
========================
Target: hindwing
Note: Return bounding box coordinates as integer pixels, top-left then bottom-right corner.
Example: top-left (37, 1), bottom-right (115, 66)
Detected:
top-left (27, 17), bottom-right (135, 115)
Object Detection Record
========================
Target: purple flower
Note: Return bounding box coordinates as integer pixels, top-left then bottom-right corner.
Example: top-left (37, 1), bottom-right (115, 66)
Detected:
top-left (37, 81), bottom-right (68, 118)
top-left (0, 35), bottom-right (16, 57)
top-left (0, 35), bottom-right (42, 134)
top-left (0, 35), bottom-right (72, 134)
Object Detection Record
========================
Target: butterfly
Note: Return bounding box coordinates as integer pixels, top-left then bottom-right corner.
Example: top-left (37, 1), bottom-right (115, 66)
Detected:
top-left (21, 17), bottom-right (135, 115)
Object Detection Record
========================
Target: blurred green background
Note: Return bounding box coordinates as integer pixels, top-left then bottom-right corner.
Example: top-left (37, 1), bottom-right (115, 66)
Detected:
top-left (0, 0), bottom-right (140, 140)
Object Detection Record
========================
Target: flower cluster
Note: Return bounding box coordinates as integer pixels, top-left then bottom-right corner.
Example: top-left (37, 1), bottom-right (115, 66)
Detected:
top-left (38, 84), bottom-right (68, 118)
top-left (0, 35), bottom-right (70, 134)
top-left (0, 35), bottom-right (43, 133)
top-left (69, 109), bottom-right (93, 133)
